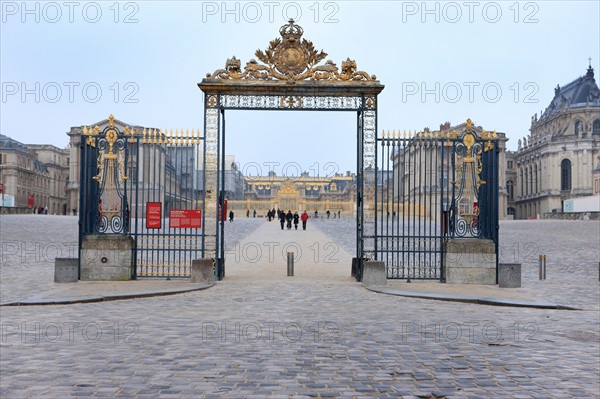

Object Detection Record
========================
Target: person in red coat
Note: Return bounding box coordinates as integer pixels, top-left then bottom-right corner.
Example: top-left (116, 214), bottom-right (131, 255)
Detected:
top-left (301, 210), bottom-right (309, 230)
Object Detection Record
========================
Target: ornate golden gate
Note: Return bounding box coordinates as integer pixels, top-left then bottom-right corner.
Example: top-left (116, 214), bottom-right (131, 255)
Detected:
top-left (199, 19), bottom-right (384, 280)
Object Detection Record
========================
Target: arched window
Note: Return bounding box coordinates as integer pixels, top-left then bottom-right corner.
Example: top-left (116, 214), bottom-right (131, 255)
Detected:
top-left (574, 120), bottom-right (582, 136)
top-left (593, 119), bottom-right (600, 135)
top-left (507, 180), bottom-right (514, 200)
top-left (561, 159), bottom-right (572, 191)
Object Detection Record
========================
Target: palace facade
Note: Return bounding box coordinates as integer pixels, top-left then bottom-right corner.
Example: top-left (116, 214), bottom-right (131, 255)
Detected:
top-left (0, 134), bottom-right (69, 214)
top-left (227, 171), bottom-right (356, 217)
top-left (514, 65), bottom-right (600, 218)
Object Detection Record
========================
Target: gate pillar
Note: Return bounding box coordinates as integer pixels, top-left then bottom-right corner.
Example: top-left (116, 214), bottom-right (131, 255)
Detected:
top-left (80, 235), bottom-right (135, 281)
top-left (443, 238), bottom-right (496, 284)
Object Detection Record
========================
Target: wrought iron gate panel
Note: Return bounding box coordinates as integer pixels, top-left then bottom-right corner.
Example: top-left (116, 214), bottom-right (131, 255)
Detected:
top-left (374, 120), bottom-right (499, 280)
top-left (126, 128), bottom-right (204, 278)
top-left (79, 117), bottom-right (205, 279)
top-left (79, 120), bottom-right (129, 237)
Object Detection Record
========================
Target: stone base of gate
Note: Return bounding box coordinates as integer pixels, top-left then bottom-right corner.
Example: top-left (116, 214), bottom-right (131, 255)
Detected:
top-left (54, 258), bottom-right (79, 283)
top-left (443, 239), bottom-right (496, 285)
top-left (191, 259), bottom-right (215, 284)
top-left (362, 261), bottom-right (386, 287)
top-left (80, 235), bottom-right (134, 281)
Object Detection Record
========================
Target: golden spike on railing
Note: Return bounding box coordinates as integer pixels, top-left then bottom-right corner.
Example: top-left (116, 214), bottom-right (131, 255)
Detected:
top-left (493, 131), bottom-right (497, 140)
top-left (83, 126), bottom-right (88, 135)
top-left (142, 128), bottom-right (147, 143)
top-left (481, 130), bottom-right (487, 140)
top-left (93, 126), bottom-right (100, 135)
top-left (393, 130), bottom-right (398, 139)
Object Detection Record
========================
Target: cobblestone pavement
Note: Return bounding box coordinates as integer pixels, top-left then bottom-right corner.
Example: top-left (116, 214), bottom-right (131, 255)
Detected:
top-left (1, 215), bottom-right (599, 398)
top-left (0, 216), bottom-right (261, 304)
top-left (314, 218), bottom-right (600, 310)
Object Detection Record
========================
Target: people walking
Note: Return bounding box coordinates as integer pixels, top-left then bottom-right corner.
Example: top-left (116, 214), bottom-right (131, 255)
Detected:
top-left (293, 211), bottom-right (299, 230)
top-left (279, 210), bottom-right (286, 230)
top-left (286, 210), bottom-right (293, 230)
top-left (229, 210), bottom-right (234, 222)
top-left (301, 210), bottom-right (309, 230)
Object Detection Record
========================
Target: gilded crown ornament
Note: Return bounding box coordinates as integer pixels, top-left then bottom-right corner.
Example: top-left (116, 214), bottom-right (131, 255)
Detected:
top-left (206, 19), bottom-right (376, 83)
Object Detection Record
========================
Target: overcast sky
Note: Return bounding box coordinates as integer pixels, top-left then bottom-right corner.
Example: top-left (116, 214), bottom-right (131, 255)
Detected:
top-left (1, 0), bottom-right (598, 175)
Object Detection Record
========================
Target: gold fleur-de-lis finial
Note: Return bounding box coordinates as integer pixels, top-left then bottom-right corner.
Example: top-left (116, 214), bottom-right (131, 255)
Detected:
top-left (466, 118), bottom-right (474, 131)
top-left (108, 114), bottom-right (115, 128)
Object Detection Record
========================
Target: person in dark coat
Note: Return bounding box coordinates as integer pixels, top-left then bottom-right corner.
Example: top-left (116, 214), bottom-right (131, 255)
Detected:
top-left (279, 209), bottom-right (286, 230)
top-left (293, 211), bottom-right (300, 230)
top-left (229, 210), bottom-right (234, 222)
top-left (286, 210), bottom-right (293, 230)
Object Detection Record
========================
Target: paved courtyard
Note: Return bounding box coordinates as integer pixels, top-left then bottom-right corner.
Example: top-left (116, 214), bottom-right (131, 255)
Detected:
top-left (0, 215), bottom-right (599, 398)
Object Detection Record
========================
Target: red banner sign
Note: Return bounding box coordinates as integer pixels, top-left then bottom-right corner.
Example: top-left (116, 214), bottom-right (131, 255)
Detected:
top-left (218, 199), bottom-right (228, 222)
top-left (146, 202), bottom-right (162, 229)
top-left (170, 209), bottom-right (202, 229)
top-left (27, 194), bottom-right (34, 209)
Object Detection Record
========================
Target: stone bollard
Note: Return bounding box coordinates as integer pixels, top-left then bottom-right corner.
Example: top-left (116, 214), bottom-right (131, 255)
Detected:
top-left (191, 259), bottom-right (215, 284)
top-left (287, 252), bottom-right (294, 276)
top-left (54, 258), bottom-right (78, 283)
top-left (351, 257), bottom-right (358, 278)
top-left (498, 263), bottom-right (521, 288)
top-left (538, 255), bottom-right (547, 280)
top-left (362, 261), bottom-right (386, 287)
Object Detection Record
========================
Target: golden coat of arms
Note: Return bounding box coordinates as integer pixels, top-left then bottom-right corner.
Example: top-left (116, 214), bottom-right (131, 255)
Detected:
top-left (206, 19), bottom-right (376, 82)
